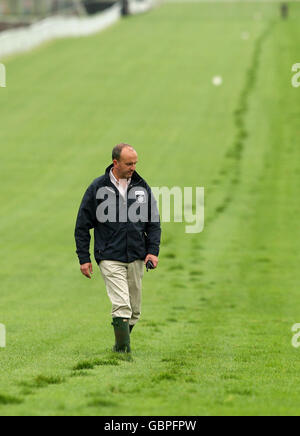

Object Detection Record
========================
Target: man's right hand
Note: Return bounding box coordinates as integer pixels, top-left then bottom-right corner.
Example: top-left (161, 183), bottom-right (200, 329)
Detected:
top-left (80, 263), bottom-right (93, 279)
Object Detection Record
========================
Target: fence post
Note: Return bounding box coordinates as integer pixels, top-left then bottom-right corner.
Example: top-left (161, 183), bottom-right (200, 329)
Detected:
top-left (122, 0), bottom-right (129, 16)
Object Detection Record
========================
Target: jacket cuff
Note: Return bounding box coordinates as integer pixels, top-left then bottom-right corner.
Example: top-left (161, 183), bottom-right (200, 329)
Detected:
top-left (79, 258), bottom-right (91, 265)
top-left (147, 246), bottom-right (160, 257)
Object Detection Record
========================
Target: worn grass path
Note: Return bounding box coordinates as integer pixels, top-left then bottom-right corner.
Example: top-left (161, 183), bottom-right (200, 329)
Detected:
top-left (0, 3), bottom-right (300, 415)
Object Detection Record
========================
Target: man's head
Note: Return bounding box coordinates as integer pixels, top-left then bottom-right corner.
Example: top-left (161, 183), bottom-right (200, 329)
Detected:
top-left (112, 143), bottom-right (138, 180)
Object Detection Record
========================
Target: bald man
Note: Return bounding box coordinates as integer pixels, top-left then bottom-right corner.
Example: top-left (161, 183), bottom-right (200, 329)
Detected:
top-left (75, 144), bottom-right (161, 353)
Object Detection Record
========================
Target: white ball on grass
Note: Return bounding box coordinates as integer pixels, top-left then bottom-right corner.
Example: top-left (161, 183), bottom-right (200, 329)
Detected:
top-left (212, 76), bottom-right (223, 86)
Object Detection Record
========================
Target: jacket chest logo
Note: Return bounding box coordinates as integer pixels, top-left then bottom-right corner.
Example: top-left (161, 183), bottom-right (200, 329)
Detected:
top-left (135, 191), bottom-right (146, 204)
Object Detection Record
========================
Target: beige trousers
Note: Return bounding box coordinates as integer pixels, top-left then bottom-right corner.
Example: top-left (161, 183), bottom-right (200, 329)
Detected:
top-left (99, 260), bottom-right (145, 326)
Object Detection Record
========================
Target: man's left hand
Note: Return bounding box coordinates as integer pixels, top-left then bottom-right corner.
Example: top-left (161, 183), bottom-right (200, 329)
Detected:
top-left (144, 254), bottom-right (159, 269)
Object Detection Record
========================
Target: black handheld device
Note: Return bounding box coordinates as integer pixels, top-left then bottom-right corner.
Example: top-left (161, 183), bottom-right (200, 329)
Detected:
top-left (146, 260), bottom-right (155, 272)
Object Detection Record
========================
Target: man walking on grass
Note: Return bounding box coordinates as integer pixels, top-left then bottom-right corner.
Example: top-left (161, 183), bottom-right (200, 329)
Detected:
top-left (75, 143), bottom-right (161, 353)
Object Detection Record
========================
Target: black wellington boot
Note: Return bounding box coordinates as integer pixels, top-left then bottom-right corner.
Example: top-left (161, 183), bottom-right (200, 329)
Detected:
top-left (112, 317), bottom-right (131, 353)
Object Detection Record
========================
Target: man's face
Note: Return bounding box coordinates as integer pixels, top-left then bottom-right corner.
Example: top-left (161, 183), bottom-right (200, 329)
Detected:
top-left (114, 148), bottom-right (138, 180)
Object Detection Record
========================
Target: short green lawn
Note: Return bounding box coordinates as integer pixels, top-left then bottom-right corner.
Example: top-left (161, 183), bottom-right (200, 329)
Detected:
top-left (1, 1), bottom-right (300, 416)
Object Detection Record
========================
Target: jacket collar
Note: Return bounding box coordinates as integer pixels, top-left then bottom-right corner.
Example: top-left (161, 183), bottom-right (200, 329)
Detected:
top-left (104, 164), bottom-right (142, 186)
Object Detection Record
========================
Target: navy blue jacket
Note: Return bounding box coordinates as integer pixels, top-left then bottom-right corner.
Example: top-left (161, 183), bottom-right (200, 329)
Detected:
top-left (75, 164), bottom-right (161, 265)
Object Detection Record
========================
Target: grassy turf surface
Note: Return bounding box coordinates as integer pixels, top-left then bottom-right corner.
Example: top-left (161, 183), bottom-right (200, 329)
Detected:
top-left (0, 2), bottom-right (300, 416)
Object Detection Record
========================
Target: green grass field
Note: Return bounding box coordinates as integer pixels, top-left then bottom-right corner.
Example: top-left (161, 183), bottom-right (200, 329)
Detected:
top-left (1, 1), bottom-right (300, 416)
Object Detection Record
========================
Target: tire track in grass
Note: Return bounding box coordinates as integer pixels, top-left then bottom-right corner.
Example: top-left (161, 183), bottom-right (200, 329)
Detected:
top-left (209, 21), bottom-right (275, 226)
top-left (188, 21), bottom-right (276, 326)
top-left (184, 21), bottom-right (277, 403)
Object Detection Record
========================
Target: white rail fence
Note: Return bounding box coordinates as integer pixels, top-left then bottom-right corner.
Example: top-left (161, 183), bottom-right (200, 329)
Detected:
top-left (0, 0), bottom-right (155, 60)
